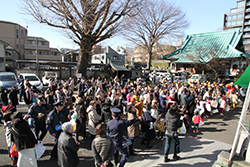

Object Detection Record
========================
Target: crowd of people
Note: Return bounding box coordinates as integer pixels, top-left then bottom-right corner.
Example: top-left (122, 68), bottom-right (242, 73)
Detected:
top-left (0, 74), bottom-right (246, 167)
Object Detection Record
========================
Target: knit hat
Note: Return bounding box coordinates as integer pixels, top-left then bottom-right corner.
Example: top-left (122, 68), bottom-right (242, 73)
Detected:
top-left (170, 104), bottom-right (178, 112)
top-left (62, 122), bottom-right (73, 133)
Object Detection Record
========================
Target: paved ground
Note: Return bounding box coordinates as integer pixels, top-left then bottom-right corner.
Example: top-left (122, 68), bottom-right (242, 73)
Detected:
top-left (0, 100), bottom-right (248, 167)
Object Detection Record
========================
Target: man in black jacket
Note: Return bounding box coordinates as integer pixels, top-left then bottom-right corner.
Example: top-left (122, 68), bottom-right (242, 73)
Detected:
top-left (29, 96), bottom-right (50, 141)
top-left (46, 101), bottom-right (70, 161)
top-left (164, 104), bottom-right (182, 162)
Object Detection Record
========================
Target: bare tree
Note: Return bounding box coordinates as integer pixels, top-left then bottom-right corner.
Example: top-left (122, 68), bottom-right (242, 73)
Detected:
top-left (122, 0), bottom-right (189, 70)
top-left (23, 0), bottom-right (142, 77)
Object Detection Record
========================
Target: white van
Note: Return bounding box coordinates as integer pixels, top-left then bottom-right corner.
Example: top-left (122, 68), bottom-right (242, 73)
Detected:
top-left (188, 74), bottom-right (206, 83)
top-left (19, 73), bottom-right (43, 90)
top-left (42, 71), bottom-right (58, 85)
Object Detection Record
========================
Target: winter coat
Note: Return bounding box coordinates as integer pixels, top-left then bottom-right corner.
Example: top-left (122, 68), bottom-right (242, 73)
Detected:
top-left (10, 118), bottom-right (37, 151)
top-left (24, 89), bottom-right (32, 105)
top-left (1, 91), bottom-right (8, 105)
top-left (57, 132), bottom-right (79, 167)
top-left (29, 102), bottom-right (50, 127)
top-left (46, 108), bottom-right (70, 135)
top-left (46, 94), bottom-right (54, 110)
top-left (64, 89), bottom-right (73, 105)
top-left (100, 102), bottom-right (112, 124)
top-left (145, 93), bottom-right (152, 104)
top-left (135, 101), bottom-right (143, 117)
top-left (56, 90), bottom-right (65, 102)
top-left (127, 112), bottom-right (140, 138)
top-left (91, 134), bottom-right (114, 166)
top-left (165, 109), bottom-right (182, 137)
top-left (9, 90), bottom-right (19, 106)
top-left (87, 106), bottom-right (102, 135)
top-left (4, 121), bottom-right (12, 148)
top-left (75, 104), bottom-right (86, 123)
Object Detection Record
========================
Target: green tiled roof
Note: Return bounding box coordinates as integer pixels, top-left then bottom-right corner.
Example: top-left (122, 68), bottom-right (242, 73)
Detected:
top-left (161, 28), bottom-right (250, 63)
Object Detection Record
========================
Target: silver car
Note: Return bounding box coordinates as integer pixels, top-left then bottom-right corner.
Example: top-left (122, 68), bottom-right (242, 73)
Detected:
top-left (0, 72), bottom-right (18, 91)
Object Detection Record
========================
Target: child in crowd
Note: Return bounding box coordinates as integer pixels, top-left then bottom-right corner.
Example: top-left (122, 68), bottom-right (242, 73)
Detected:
top-left (155, 113), bottom-right (166, 140)
top-left (192, 111), bottom-right (204, 133)
top-left (230, 91), bottom-right (238, 109)
top-left (219, 96), bottom-right (226, 116)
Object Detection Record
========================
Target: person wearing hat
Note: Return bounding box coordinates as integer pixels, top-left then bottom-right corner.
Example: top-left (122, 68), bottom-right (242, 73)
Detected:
top-left (164, 104), bottom-right (182, 162)
top-left (106, 107), bottom-right (142, 167)
top-left (28, 95), bottom-right (50, 141)
top-left (46, 100), bottom-right (70, 161)
top-left (57, 122), bottom-right (80, 167)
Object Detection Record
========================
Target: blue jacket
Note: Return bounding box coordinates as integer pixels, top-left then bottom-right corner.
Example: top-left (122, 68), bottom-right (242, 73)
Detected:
top-left (46, 108), bottom-right (69, 135)
top-left (107, 118), bottom-right (139, 145)
top-left (29, 102), bottom-right (50, 126)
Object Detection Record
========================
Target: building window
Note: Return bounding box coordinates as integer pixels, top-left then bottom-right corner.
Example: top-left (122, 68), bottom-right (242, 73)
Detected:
top-left (21, 30), bottom-right (24, 39)
top-left (16, 29), bottom-right (18, 38)
top-left (21, 45), bottom-right (24, 49)
top-left (38, 41), bottom-right (46, 46)
top-left (113, 56), bottom-right (118, 59)
top-left (6, 51), bottom-right (12, 57)
top-left (16, 45), bottom-right (19, 49)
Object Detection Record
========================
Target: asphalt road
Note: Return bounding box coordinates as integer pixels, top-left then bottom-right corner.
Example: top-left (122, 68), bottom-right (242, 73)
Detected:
top-left (0, 101), bottom-right (248, 167)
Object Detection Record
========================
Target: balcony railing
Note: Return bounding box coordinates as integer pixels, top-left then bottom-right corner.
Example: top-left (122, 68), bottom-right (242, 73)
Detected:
top-left (244, 34), bottom-right (250, 38)
top-left (245, 22), bottom-right (250, 26)
top-left (247, 2), bottom-right (250, 6)
top-left (246, 8), bottom-right (250, 13)
top-left (245, 15), bottom-right (250, 19)
top-left (244, 28), bottom-right (250, 32)
top-left (243, 40), bottom-right (250, 44)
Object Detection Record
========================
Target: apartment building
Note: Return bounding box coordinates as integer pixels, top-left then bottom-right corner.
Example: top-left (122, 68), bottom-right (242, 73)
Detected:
top-left (24, 36), bottom-right (61, 61)
top-left (223, 0), bottom-right (250, 53)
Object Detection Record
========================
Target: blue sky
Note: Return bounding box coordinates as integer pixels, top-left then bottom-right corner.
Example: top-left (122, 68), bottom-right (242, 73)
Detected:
top-left (0, 0), bottom-right (237, 49)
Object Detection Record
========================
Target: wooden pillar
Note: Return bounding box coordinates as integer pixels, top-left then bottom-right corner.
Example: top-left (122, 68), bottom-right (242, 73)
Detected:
top-left (69, 67), bottom-right (72, 77)
top-left (60, 67), bottom-right (62, 79)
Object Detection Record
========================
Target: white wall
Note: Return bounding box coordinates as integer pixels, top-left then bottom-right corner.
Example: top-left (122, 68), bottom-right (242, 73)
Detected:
top-left (0, 43), bottom-right (5, 71)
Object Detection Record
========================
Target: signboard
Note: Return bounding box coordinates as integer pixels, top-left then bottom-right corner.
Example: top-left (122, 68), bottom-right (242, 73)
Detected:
top-left (76, 73), bottom-right (82, 78)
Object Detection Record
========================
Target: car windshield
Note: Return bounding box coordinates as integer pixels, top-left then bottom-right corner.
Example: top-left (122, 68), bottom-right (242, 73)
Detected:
top-left (47, 73), bottom-right (56, 77)
top-left (25, 76), bottom-right (39, 81)
top-left (0, 75), bottom-right (17, 81)
top-left (192, 76), bottom-right (199, 79)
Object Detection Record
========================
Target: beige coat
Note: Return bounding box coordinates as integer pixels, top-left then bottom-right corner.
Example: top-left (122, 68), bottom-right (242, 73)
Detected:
top-left (127, 112), bottom-right (140, 138)
top-left (87, 106), bottom-right (102, 135)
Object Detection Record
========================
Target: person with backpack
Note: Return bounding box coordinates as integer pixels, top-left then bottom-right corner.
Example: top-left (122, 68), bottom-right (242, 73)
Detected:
top-left (164, 104), bottom-right (182, 162)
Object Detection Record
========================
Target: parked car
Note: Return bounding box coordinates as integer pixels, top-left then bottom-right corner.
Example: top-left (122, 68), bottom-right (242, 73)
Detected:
top-left (188, 74), bottom-right (206, 83)
top-left (173, 76), bottom-right (186, 83)
top-left (19, 73), bottom-right (43, 90)
top-left (0, 72), bottom-right (18, 91)
top-left (149, 72), bottom-right (172, 83)
top-left (42, 71), bottom-right (58, 85)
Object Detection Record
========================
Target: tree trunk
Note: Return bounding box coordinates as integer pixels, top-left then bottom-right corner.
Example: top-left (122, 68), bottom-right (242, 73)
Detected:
top-left (76, 44), bottom-right (92, 78)
top-left (147, 47), bottom-right (153, 70)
